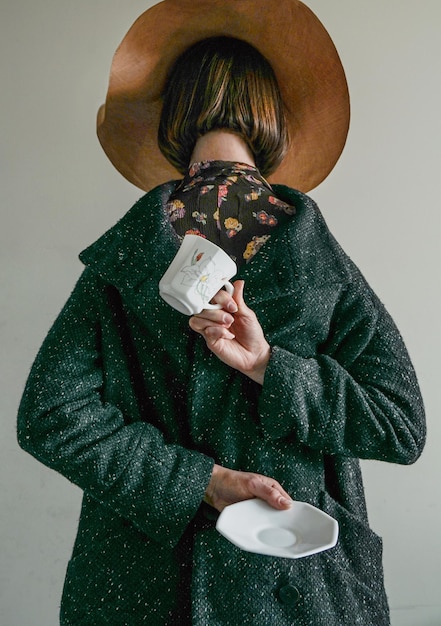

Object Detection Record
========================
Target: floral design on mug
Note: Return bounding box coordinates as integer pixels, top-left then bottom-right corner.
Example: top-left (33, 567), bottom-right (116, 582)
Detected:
top-left (179, 250), bottom-right (225, 303)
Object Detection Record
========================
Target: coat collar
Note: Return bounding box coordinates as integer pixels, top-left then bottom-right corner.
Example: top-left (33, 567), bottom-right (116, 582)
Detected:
top-left (80, 181), bottom-right (180, 293)
top-left (79, 182), bottom-right (347, 325)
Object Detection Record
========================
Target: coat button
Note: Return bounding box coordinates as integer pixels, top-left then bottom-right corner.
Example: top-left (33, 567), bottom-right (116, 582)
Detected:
top-left (278, 584), bottom-right (301, 606)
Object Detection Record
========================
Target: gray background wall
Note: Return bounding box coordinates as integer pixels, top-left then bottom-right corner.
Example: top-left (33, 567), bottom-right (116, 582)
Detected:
top-left (1, 1), bottom-right (440, 624)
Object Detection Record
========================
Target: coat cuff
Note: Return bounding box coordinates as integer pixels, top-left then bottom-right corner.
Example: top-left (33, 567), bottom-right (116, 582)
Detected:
top-left (258, 346), bottom-right (328, 443)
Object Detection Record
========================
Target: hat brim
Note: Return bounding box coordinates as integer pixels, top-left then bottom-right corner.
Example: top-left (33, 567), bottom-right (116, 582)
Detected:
top-left (97, 0), bottom-right (350, 192)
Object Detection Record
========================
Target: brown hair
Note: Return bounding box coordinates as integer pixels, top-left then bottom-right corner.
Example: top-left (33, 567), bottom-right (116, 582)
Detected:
top-left (158, 37), bottom-right (289, 177)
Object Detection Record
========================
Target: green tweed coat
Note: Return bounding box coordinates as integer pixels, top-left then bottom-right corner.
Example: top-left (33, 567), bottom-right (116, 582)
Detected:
top-left (18, 183), bottom-right (425, 625)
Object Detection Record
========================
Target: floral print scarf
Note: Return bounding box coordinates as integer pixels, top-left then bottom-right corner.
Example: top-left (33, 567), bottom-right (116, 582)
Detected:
top-left (166, 161), bottom-right (296, 267)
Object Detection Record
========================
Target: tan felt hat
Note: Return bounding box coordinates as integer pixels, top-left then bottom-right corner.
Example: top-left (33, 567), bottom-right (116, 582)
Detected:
top-left (97, 0), bottom-right (350, 192)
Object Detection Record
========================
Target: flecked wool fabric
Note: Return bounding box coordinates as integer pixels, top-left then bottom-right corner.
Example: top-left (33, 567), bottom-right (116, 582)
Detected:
top-left (17, 182), bottom-right (425, 625)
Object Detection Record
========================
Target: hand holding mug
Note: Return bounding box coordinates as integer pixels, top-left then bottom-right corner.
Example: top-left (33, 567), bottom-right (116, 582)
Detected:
top-left (189, 280), bottom-right (271, 385)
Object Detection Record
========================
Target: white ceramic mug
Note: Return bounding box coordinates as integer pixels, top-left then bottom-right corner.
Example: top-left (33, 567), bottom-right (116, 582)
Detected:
top-left (159, 235), bottom-right (237, 315)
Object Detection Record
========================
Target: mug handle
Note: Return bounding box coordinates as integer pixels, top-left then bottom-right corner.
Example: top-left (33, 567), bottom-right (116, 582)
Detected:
top-left (203, 281), bottom-right (235, 310)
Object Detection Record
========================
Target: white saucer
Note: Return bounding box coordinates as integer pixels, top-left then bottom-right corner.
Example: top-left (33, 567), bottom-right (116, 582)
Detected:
top-left (216, 499), bottom-right (338, 559)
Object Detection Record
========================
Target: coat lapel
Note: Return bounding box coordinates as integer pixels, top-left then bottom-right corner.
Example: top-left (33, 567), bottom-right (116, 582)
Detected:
top-left (79, 182), bottom-right (190, 329)
top-left (234, 184), bottom-right (348, 308)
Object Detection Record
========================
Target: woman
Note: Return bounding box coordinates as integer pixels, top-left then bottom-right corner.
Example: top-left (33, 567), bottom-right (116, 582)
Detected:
top-left (17, 3), bottom-right (425, 625)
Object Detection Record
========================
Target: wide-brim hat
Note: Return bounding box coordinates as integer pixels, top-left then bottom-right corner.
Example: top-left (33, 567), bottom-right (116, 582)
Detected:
top-left (97, 0), bottom-right (350, 193)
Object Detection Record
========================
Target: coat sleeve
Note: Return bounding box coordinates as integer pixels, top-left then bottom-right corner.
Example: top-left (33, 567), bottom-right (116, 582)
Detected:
top-left (258, 277), bottom-right (426, 463)
top-left (17, 269), bottom-right (214, 547)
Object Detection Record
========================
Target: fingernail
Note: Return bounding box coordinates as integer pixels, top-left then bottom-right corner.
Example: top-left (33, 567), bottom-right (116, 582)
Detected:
top-left (280, 497), bottom-right (293, 507)
top-left (227, 302), bottom-right (238, 313)
top-left (223, 314), bottom-right (234, 325)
